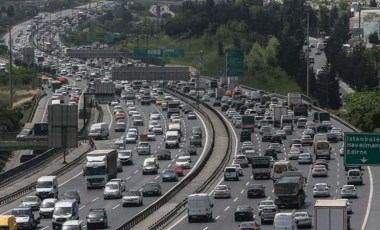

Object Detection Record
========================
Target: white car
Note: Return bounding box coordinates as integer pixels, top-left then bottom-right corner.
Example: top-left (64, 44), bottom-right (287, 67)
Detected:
top-left (213, 185), bottom-right (231, 199)
top-left (258, 200), bottom-right (276, 215)
top-left (298, 153), bottom-right (313, 164)
top-left (175, 157), bottom-right (191, 169)
top-left (104, 182), bottom-right (122, 199)
top-left (231, 163), bottom-right (243, 176)
top-left (39, 198), bottom-right (57, 218)
top-left (110, 100), bottom-right (119, 106)
top-left (122, 190), bottom-right (143, 207)
top-left (21, 196), bottom-right (41, 211)
top-left (312, 165), bottom-right (328, 177)
top-left (313, 183), bottom-right (330, 197)
top-left (147, 132), bottom-right (156, 141)
top-left (110, 178), bottom-right (126, 192)
top-left (293, 212), bottom-right (312, 228)
top-left (339, 145), bottom-right (344, 156)
top-left (288, 148), bottom-right (301, 160)
top-left (125, 132), bottom-right (137, 143)
top-left (269, 143), bottom-right (281, 153)
top-left (341, 185), bottom-right (358, 198)
top-left (234, 154), bottom-right (249, 167)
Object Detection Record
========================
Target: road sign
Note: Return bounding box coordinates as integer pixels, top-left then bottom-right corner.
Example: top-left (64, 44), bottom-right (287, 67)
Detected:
top-left (133, 48), bottom-right (185, 58)
top-left (226, 49), bottom-right (244, 77)
top-left (344, 133), bottom-right (380, 165)
top-left (86, 34), bottom-right (96, 43)
top-left (103, 35), bottom-right (114, 44)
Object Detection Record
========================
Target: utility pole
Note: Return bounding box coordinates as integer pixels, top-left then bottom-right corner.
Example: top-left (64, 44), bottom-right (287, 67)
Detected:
top-left (306, 3), bottom-right (310, 97)
top-left (7, 5), bottom-right (14, 108)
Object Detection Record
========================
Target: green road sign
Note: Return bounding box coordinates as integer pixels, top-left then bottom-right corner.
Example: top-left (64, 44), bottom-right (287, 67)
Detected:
top-left (226, 49), bottom-right (244, 77)
top-left (344, 133), bottom-right (380, 165)
top-left (133, 48), bottom-right (185, 58)
top-left (86, 34), bottom-right (96, 43)
top-left (103, 35), bottom-right (114, 44)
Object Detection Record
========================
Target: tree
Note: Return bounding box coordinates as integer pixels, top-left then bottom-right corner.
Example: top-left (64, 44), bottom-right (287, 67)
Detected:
top-left (217, 40), bottom-right (224, 56)
top-left (265, 36), bottom-right (279, 67)
top-left (369, 32), bottom-right (380, 44)
top-left (246, 42), bottom-right (266, 73)
top-left (370, 0), bottom-right (377, 7)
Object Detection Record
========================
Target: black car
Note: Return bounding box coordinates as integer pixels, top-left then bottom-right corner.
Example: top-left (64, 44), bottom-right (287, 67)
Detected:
top-left (270, 135), bottom-right (283, 144)
top-left (213, 100), bottom-right (222, 107)
top-left (264, 148), bottom-right (278, 160)
top-left (86, 209), bottom-right (108, 229)
top-left (247, 184), bottom-right (266, 198)
top-left (234, 205), bottom-right (254, 221)
top-left (326, 133), bottom-right (338, 143)
top-left (162, 169), bottom-right (179, 182)
top-left (261, 133), bottom-right (272, 142)
top-left (142, 182), bottom-right (161, 196)
top-left (221, 104), bottom-right (230, 112)
top-left (184, 145), bottom-right (197, 155)
top-left (240, 130), bottom-right (251, 142)
top-left (190, 135), bottom-right (202, 147)
top-left (62, 190), bottom-right (81, 204)
top-left (182, 105), bottom-right (192, 114)
top-left (157, 149), bottom-right (171, 160)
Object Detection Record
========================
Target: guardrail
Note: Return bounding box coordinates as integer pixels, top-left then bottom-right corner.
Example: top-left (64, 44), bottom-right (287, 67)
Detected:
top-left (147, 88), bottom-right (234, 230)
top-left (26, 92), bottom-right (47, 123)
top-left (115, 89), bottom-right (217, 230)
top-left (0, 103), bottom-right (102, 204)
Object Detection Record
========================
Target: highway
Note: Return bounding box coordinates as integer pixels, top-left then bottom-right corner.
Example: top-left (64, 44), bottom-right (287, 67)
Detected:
top-left (165, 93), bottom-right (370, 230)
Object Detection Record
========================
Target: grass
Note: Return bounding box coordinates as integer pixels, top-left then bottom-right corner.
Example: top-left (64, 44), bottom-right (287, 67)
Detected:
top-left (123, 35), bottom-right (300, 95)
top-left (0, 87), bottom-right (40, 108)
top-left (0, 151), bottom-right (13, 173)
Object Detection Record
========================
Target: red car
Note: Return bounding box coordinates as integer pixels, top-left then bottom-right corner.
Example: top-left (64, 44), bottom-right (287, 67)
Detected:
top-left (115, 113), bottom-right (125, 120)
top-left (175, 165), bottom-right (184, 177)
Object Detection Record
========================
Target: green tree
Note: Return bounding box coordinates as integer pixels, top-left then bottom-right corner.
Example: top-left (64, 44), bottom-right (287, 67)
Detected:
top-left (246, 42), bottom-right (266, 73)
top-left (370, 0), bottom-right (377, 7)
top-left (265, 36), bottom-right (279, 67)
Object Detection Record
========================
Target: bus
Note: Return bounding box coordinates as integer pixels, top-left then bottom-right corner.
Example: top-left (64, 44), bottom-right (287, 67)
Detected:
top-left (272, 161), bottom-right (293, 181)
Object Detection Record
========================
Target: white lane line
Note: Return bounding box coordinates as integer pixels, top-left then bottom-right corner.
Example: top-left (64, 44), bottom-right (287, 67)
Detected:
top-left (224, 206), bottom-right (230, 211)
top-left (216, 216), bottom-right (220, 220)
top-left (91, 197), bottom-right (99, 202)
top-left (361, 167), bottom-right (374, 230)
top-left (203, 227), bottom-right (208, 230)
top-left (155, 175), bottom-right (160, 180)
top-left (168, 164), bottom-right (171, 167)
top-left (126, 176), bottom-right (131, 181)
top-left (107, 105), bottom-right (113, 129)
top-left (41, 226), bottom-right (49, 230)
top-left (59, 171), bottom-right (83, 187)
top-left (79, 205), bottom-right (86, 210)
top-left (233, 197), bottom-right (238, 202)
top-left (240, 189), bottom-right (244, 194)
top-left (134, 170), bottom-right (139, 174)
top-left (246, 182), bottom-right (249, 186)
top-left (112, 204), bottom-right (120, 210)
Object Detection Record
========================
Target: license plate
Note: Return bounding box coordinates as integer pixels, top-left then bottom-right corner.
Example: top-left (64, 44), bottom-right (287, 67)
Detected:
top-left (351, 177), bottom-right (358, 180)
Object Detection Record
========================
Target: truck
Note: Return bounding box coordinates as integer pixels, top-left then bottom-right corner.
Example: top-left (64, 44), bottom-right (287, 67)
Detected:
top-left (273, 171), bottom-right (306, 208)
top-left (84, 150), bottom-right (118, 189)
top-left (215, 88), bottom-right (226, 100)
top-left (139, 134), bottom-right (148, 142)
top-left (16, 122), bottom-right (48, 140)
top-left (281, 115), bottom-right (294, 129)
top-left (273, 106), bottom-right (288, 127)
top-left (50, 80), bottom-right (62, 91)
top-left (251, 156), bottom-right (271, 179)
top-left (0, 215), bottom-right (17, 230)
top-left (12, 206), bottom-right (40, 229)
top-left (210, 79), bottom-right (218, 88)
top-left (314, 199), bottom-right (349, 230)
top-left (313, 111), bottom-right (330, 123)
top-left (167, 102), bottom-right (180, 118)
top-left (287, 92), bottom-right (302, 109)
top-left (314, 140), bottom-right (331, 160)
top-left (241, 115), bottom-right (255, 132)
top-left (168, 123), bottom-right (182, 136)
top-left (250, 90), bottom-right (261, 102)
top-left (293, 104), bottom-right (308, 118)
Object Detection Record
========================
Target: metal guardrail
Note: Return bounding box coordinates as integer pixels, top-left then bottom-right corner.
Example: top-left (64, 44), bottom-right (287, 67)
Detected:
top-left (116, 88), bottom-right (232, 230)
top-left (0, 104), bottom-right (102, 204)
top-left (26, 92), bottom-right (47, 123)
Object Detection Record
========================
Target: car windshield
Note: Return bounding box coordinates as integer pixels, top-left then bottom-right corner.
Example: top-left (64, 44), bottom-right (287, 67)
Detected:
top-left (294, 213), bottom-right (307, 217)
top-left (53, 207), bottom-right (72, 215)
top-left (119, 151), bottom-right (131, 156)
top-left (126, 191), bottom-right (140, 196)
top-left (177, 158), bottom-right (188, 162)
top-left (37, 181), bottom-right (53, 188)
top-left (62, 226), bottom-right (80, 230)
top-left (12, 209), bottom-right (30, 217)
top-left (88, 211), bottom-right (104, 218)
top-left (349, 171), bottom-right (360, 176)
top-left (215, 186), bottom-right (228, 190)
top-left (260, 201), bottom-right (273, 206)
top-left (164, 169), bottom-right (175, 174)
top-left (41, 200), bottom-right (55, 208)
top-left (64, 191), bottom-right (76, 197)
top-left (145, 183), bottom-right (159, 189)
top-left (24, 197), bottom-right (37, 202)
top-left (106, 184), bottom-right (119, 190)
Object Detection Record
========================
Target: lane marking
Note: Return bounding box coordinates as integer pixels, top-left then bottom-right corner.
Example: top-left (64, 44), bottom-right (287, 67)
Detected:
top-left (224, 206), bottom-right (230, 211)
top-left (134, 170), bottom-right (138, 174)
top-left (155, 175), bottom-right (160, 180)
top-left (79, 205), bottom-right (85, 210)
top-left (216, 216), bottom-right (220, 220)
top-left (91, 197), bottom-right (99, 202)
top-left (240, 189), bottom-right (244, 194)
top-left (41, 226), bottom-right (49, 230)
top-left (361, 167), bottom-right (374, 230)
top-left (233, 197), bottom-right (238, 202)
top-left (126, 176), bottom-right (131, 181)
top-left (59, 171), bottom-right (83, 187)
top-left (112, 204), bottom-right (120, 209)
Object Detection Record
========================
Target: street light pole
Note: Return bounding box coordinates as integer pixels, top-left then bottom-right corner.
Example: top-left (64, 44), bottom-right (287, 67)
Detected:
top-left (7, 5), bottom-right (14, 108)
top-left (306, 4), bottom-right (310, 97)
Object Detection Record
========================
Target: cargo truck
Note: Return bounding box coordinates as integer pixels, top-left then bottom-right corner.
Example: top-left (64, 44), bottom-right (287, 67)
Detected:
top-left (287, 92), bottom-right (302, 109)
top-left (293, 104), bottom-right (308, 118)
top-left (314, 141), bottom-right (331, 160)
top-left (16, 122), bottom-right (48, 140)
top-left (84, 150), bottom-right (118, 189)
top-left (216, 88), bottom-right (226, 100)
top-left (314, 199), bottom-right (349, 230)
top-left (241, 115), bottom-right (255, 132)
top-left (273, 106), bottom-right (288, 127)
top-left (167, 102), bottom-right (180, 118)
top-left (313, 111), bottom-right (330, 123)
top-left (0, 215), bottom-right (17, 230)
top-left (251, 156), bottom-right (271, 179)
top-left (168, 123), bottom-right (182, 136)
top-left (274, 171), bottom-right (305, 208)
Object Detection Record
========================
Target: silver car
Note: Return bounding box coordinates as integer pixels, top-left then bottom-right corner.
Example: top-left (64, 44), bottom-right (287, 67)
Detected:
top-left (39, 198), bottom-right (57, 218)
top-left (21, 196), bottom-right (41, 211)
top-left (341, 185), bottom-right (358, 198)
top-left (294, 212), bottom-right (312, 228)
top-left (213, 185), bottom-right (231, 199)
top-left (104, 182), bottom-right (122, 199)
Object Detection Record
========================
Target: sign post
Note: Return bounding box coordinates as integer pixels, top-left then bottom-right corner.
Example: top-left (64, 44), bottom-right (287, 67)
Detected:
top-left (344, 133), bottom-right (380, 166)
top-left (226, 49), bottom-right (244, 86)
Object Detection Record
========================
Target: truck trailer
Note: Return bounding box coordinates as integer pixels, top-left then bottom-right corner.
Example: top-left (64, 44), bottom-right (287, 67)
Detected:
top-left (273, 106), bottom-right (288, 127)
top-left (274, 171), bottom-right (305, 208)
top-left (314, 199), bottom-right (349, 230)
top-left (241, 115), bottom-right (255, 132)
top-left (84, 150), bottom-right (118, 189)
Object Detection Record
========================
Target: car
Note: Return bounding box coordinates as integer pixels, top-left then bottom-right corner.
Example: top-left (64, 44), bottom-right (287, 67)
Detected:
top-left (175, 165), bottom-right (184, 176)
top-left (301, 135), bottom-right (313, 146)
top-left (261, 133), bottom-right (272, 142)
top-left (122, 190), bottom-right (143, 207)
top-left (258, 200), bottom-right (276, 215)
top-left (189, 135), bottom-right (202, 147)
top-left (62, 190), bottom-right (81, 204)
top-left (312, 165), bottom-right (328, 177)
top-left (288, 148), bottom-right (301, 160)
top-left (118, 150), bottom-right (133, 165)
top-left (115, 112), bottom-right (125, 120)
top-left (125, 132), bottom-right (137, 144)
top-left (110, 100), bottom-right (119, 106)
top-left (147, 132), bottom-right (156, 141)
top-left (297, 118), bottom-right (307, 128)
top-left (313, 183), bottom-right (330, 197)
top-left (260, 206), bottom-right (278, 225)
top-left (184, 145), bottom-right (197, 155)
top-left (339, 145), bottom-right (344, 156)
top-left (39, 198), bottom-right (57, 218)
top-left (247, 184), bottom-right (266, 198)
top-left (326, 132), bottom-right (338, 143)
top-left (137, 142), bottom-right (151, 155)
top-left (321, 120), bottom-right (332, 129)
top-left (21, 195), bottom-right (41, 211)
top-left (142, 182), bottom-right (162, 196)
top-left (259, 126), bottom-right (272, 135)
top-left (331, 130), bottom-right (343, 141)
top-left (238, 221), bottom-right (261, 230)
top-left (110, 178), bottom-right (126, 192)
top-left (221, 104), bottom-right (230, 111)
top-left (268, 143), bottom-right (281, 153)
top-left (298, 153), bottom-right (313, 164)
top-left (153, 125), bottom-right (164, 135)
top-left (235, 205), bottom-right (255, 222)
top-left (234, 154), bottom-right (249, 167)
top-left (86, 208), bottom-right (108, 229)
top-left (157, 149), bottom-right (171, 160)
top-left (213, 185), bottom-right (231, 199)
top-left (314, 159), bottom-right (329, 170)
top-left (341, 185), bottom-right (358, 198)
top-left (275, 130), bottom-right (286, 139)
top-left (188, 111), bottom-right (197, 120)
top-left (162, 169), bottom-right (179, 182)
top-left (175, 156), bottom-right (191, 169)
top-left (302, 128), bottom-right (315, 138)
top-left (282, 125), bottom-right (292, 135)
top-left (231, 163), bottom-right (244, 176)
top-left (213, 100), bottom-right (222, 107)
top-left (293, 212), bottom-right (312, 228)
top-left (264, 148), bottom-right (278, 160)
top-left (290, 143), bottom-right (303, 153)
top-left (104, 182), bottom-right (122, 199)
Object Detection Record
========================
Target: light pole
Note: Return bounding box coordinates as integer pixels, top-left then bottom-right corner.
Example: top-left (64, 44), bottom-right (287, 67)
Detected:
top-left (326, 82), bottom-right (333, 109)
top-left (305, 2), bottom-right (310, 97)
top-left (7, 5), bottom-right (15, 108)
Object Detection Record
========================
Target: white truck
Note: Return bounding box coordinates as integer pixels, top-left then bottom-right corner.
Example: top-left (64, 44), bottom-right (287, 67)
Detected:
top-left (250, 90), bottom-right (261, 102)
top-left (273, 106), bottom-right (288, 128)
top-left (165, 131), bottom-right (180, 148)
top-left (168, 123), bottom-right (182, 136)
top-left (287, 92), bottom-right (302, 109)
top-left (84, 150), bottom-right (118, 189)
top-left (314, 199), bottom-right (349, 230)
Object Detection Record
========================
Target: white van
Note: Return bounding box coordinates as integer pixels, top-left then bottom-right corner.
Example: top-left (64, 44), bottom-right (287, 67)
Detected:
top-left (52, 200), bottom-right (79, 229)
top-left (347, 169), bottom-right (363, 185)
top-left (224, 166), bottom-right (239, 181)
top-left (188, 194), bottom-right (213, 223)
top-left (88, 123), bottom-right (109, 140)
top-left (36, 176), bottom-right (59, 199)
top-left (273, 161), bottom-right (293, 181)
top-left (274, 213), bottom-right (298, 230)
top-left (165, 131), bottom-right (180, 148)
